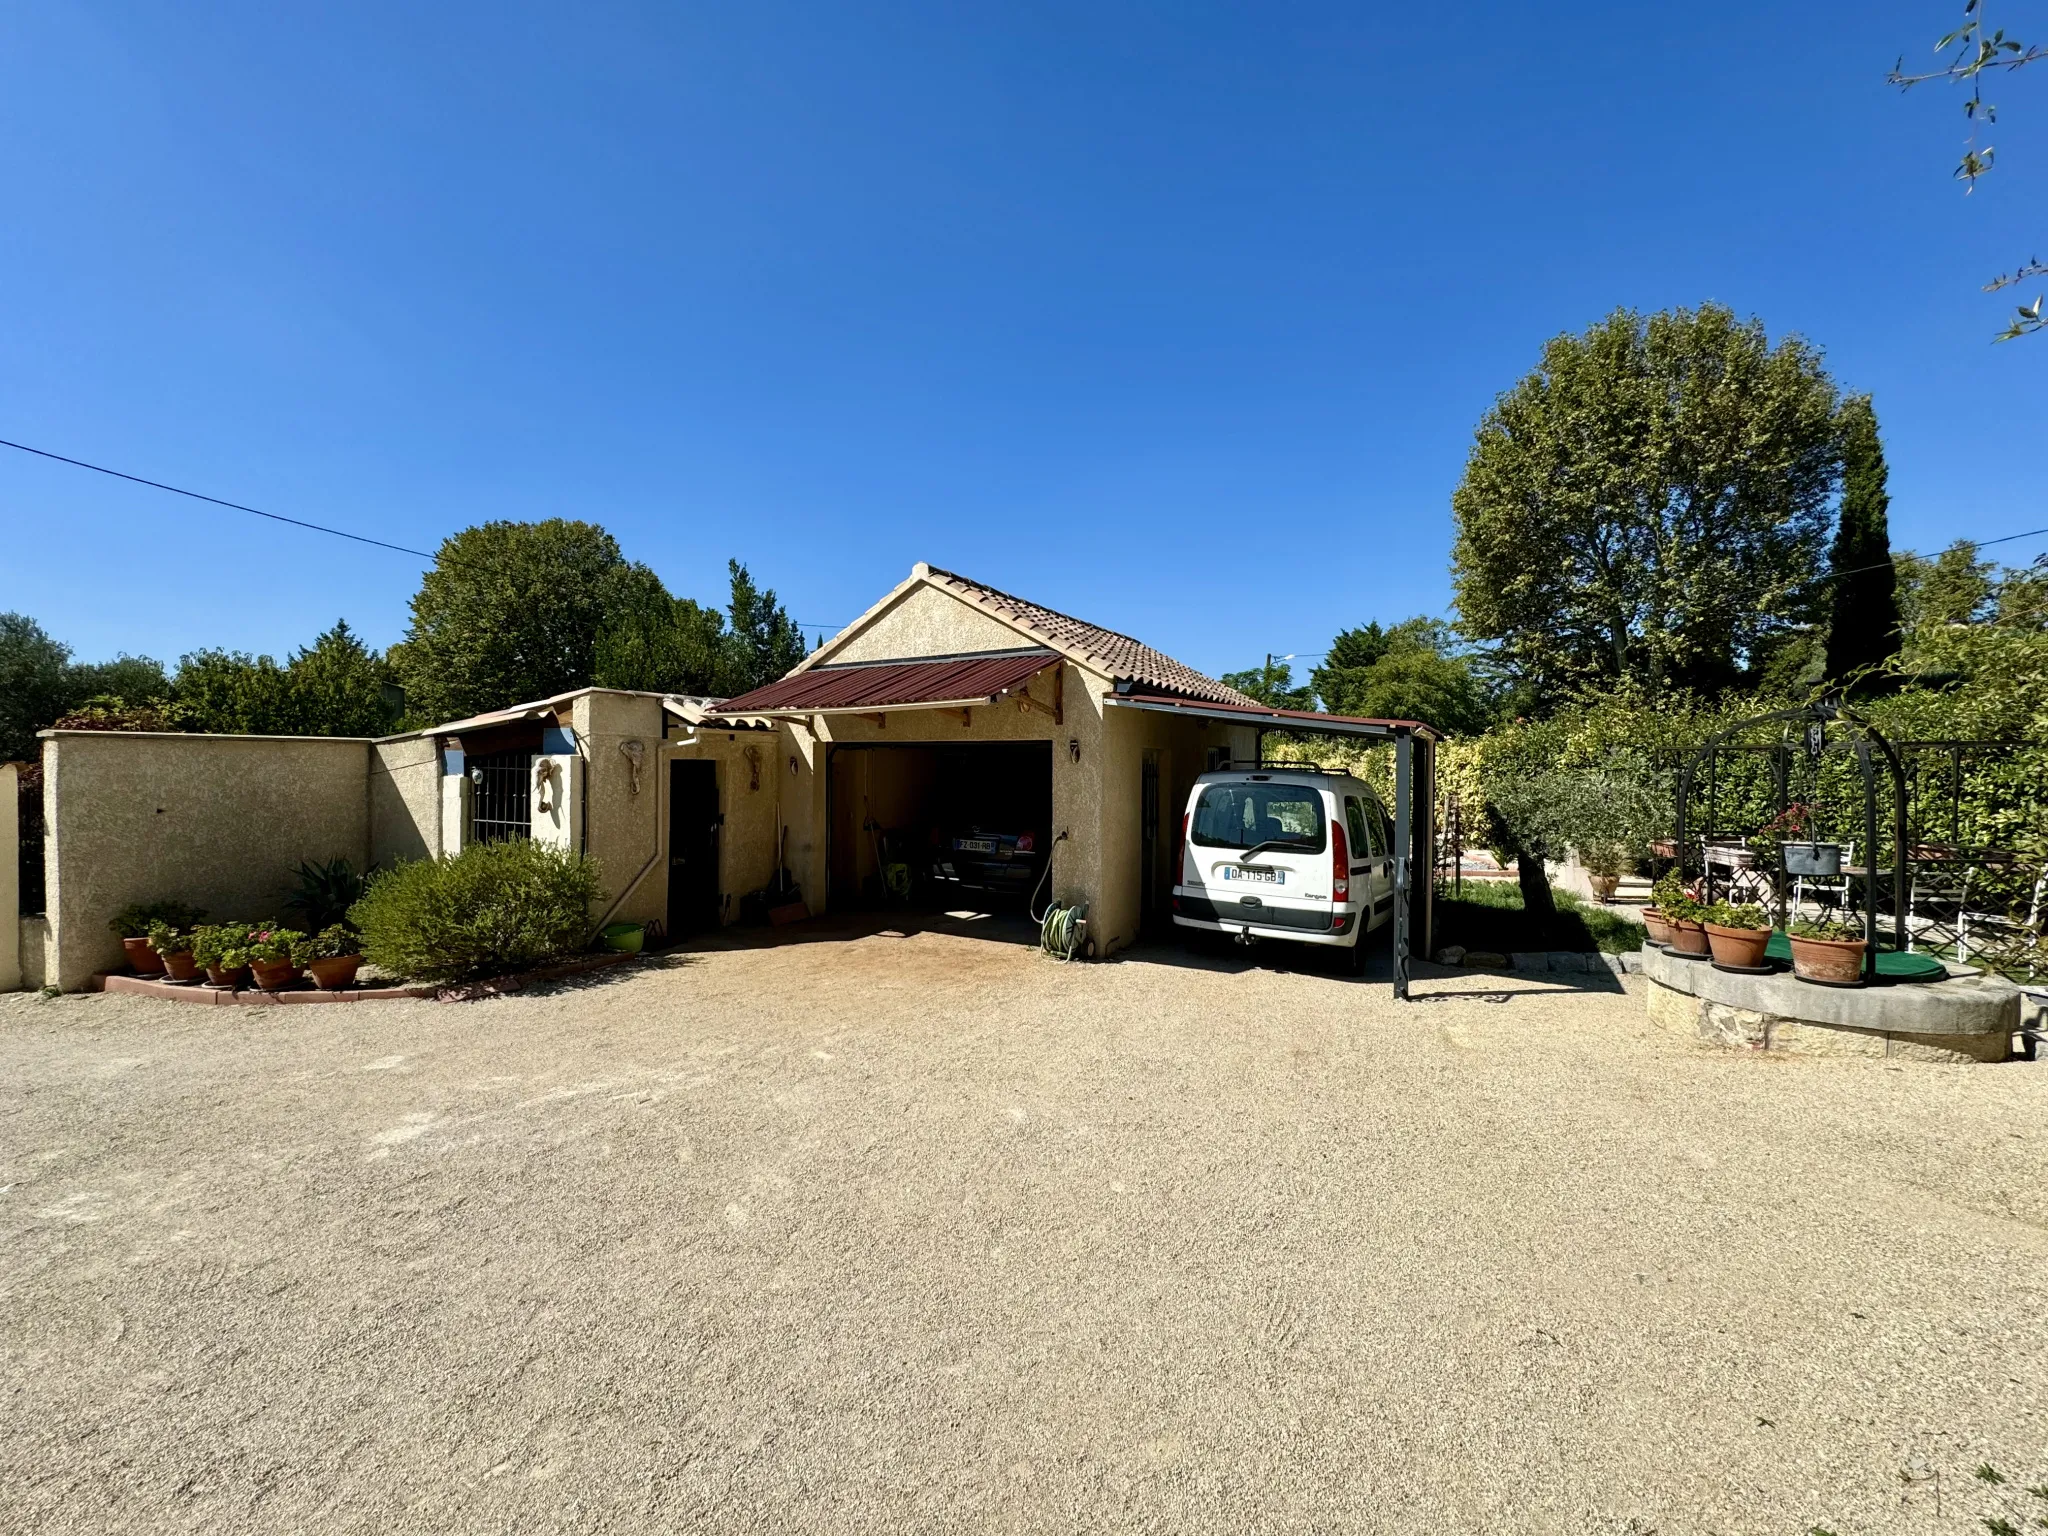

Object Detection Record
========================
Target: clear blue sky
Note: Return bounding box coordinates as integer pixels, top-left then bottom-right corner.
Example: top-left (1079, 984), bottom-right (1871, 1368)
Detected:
top-left (2, 1), bottom-right (2041, 682)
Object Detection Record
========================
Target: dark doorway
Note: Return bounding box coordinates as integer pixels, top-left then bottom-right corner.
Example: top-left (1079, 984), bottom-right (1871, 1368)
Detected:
top-left (667, 760), bottom-right (722, 938)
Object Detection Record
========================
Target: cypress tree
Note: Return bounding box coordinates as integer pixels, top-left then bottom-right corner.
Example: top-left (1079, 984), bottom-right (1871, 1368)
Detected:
top-left (1824, 394), bottom-right (1902, 687)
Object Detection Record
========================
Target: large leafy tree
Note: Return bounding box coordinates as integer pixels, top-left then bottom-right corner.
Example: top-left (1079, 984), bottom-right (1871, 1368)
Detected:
top-left (0, 613), bottom-right (175, 759)
top-left (1823, 395), bottom-right (1902, 687)
top-left (0, 614), bottom-right (72, 762)
top-left (593, 570), bottom-right (729, 697)
top-left (722, 560), bottom-right (806, 694)
top-left (1220, 659), bottom-right (1315, 711)
top-left (175, 620), bottom-right (397, 736)
top-left (1451, 304), bottom-right (1842, 706)
top-left (1311, 619), bottom-right (1493, 735)
top-left (392, 520), bottom-right (651, 721)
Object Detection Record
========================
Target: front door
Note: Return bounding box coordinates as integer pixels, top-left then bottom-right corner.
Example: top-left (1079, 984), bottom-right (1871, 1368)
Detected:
top-left (667, 761), bottom-right (722, 938)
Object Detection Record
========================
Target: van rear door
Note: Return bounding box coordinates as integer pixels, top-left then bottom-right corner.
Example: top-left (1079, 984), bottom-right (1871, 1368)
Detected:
top-left (1186, 779), bottom-right (1332, 928)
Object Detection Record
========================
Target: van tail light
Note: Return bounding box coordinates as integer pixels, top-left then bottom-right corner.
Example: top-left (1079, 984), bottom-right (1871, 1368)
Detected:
top-left (1178, 813), bottom-right (1190, 879)
top-left (1332, 820), bottom-right (1349, 901)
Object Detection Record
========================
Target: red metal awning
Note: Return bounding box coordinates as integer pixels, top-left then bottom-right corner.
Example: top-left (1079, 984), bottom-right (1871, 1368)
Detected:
top-left (716, 650), bottom-right (1059, 715)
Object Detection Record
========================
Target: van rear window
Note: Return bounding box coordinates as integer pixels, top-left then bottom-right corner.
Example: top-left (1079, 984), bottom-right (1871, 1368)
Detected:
top-left (1191, 784), bottom-right (1326, 853)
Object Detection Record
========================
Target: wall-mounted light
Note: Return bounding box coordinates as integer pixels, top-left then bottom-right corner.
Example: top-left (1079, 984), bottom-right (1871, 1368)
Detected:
top-left (789, 755), bottom-right (800, 776)
top-left (1068, 738), bottom-right (1081, 764)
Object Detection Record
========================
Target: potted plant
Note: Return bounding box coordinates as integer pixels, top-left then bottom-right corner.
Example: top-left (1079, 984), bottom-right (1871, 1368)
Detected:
top-left (1581, 843), bottom-right (1628, 903)
top-left (1652, 876), bottom-right (1710, 957)
top-left (1702, 900), bottom-right (1772, 971)
top-left (1787, 918), bottom-right (1869, 986)
top-left (244, 927), bottom-right (307, 992)
top-left (146, 921), bottom-right (203, 983)
top-left (108, 901), bottom-right (206, 976)
top-left (1643, 873), bottom-right (1684, 950)
top-left (191, 923), bottom-right (253, 989)
top-left (1764, 803), bottom-right (1843, 877)
top-left (300, 924), bottom-right (364, 991)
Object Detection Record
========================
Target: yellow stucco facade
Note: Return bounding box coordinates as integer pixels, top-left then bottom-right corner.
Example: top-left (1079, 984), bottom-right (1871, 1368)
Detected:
top-left (17, 568), bottom-right (1261, 988)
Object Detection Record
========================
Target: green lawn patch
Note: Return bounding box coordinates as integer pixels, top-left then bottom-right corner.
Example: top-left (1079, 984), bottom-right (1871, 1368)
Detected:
top-left (1435, 880), bottom-right (1646, 955)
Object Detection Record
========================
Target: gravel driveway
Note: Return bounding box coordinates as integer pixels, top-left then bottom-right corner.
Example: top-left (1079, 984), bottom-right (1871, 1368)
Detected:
top-left (4, 920), bottom-right (2046, 1534)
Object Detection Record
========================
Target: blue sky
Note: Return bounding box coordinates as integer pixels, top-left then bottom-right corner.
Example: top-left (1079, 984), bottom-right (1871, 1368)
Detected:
top-left (2, 1), bottom-right (2041, 682)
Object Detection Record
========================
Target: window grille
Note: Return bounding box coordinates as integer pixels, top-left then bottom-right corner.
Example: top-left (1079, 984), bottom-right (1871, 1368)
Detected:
top-left (469, 750), bottom-right (533, 844)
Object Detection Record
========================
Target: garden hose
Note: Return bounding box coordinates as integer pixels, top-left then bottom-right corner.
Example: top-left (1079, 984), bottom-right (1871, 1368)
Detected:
top-left (1028, 829), bottom-right (1071, 925)
top-left (1040, 900), bottom-right (1088, 962)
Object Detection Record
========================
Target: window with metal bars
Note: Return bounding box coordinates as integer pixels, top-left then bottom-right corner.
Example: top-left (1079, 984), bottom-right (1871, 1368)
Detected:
top-left (468, 750), bottom-right (534, 844)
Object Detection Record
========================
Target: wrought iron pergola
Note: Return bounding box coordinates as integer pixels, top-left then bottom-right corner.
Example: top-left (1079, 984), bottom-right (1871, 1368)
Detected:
top-left (1676, 697), bottom-right (1908, 986)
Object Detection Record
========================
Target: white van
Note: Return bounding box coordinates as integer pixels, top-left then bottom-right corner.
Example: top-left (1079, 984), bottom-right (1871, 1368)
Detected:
top-left (1171, 767), bottom-right (1397, 970)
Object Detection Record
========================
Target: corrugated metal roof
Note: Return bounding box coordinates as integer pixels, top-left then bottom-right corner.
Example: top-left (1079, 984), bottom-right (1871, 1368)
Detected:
top-left (717, 649), bottom-right (1058, 714)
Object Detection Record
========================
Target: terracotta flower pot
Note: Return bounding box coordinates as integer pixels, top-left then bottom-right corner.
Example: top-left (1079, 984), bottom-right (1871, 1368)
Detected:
top-left (1641, 907), bottom-right (1673, 947)
top-left (122, 936), bottom-right (167, 976)
top-left (160, 949), bottom-right (201, 982)
top-left (1588, 873), bottom-right (1621, 903)
top-left (306, 955), bottom-right (362, 992)
top-left (249, 958), bottom-right (301, 992)
top-left (1789, 933), bottom-right (1868, 986)
top-left (205, 964), bottom-right (249, 989)
top-left (1704, 921), bottom-right (1772, 971)
top-left (1666, 917), bottom-right (1710, 957)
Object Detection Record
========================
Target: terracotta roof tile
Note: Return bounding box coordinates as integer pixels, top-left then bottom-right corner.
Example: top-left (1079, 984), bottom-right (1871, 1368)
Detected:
top-left (923, 566), bottom-right (1260, 708)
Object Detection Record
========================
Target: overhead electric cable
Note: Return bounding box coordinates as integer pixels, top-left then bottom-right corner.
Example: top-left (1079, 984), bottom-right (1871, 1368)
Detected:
top-left (0, 437), bottom-right (435, 558)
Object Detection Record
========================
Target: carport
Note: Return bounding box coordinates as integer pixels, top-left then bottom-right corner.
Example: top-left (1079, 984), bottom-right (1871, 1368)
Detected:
top-left (1102, 688), bottom-right (1438, 999)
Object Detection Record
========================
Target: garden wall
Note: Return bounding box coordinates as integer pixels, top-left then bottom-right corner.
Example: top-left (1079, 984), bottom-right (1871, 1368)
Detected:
top-left (369, 737), bottom-right (442, 868)
top-left (42, 730), bottom-right (373, 990)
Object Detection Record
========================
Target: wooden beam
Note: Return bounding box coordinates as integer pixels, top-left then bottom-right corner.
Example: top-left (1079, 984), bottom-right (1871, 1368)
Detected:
top-left (860, 712), bottom-right (887, 729)
top-left (956, 708), bottom-right (973, 727)
top-left (1014, 689), bottom-right (1058, 721)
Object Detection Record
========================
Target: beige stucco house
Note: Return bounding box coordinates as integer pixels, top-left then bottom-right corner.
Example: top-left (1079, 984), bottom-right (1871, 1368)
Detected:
top-left (11, 563), bottom-right (1435, 992)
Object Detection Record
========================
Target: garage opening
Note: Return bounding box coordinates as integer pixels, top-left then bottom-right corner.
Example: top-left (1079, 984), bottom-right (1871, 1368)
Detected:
top-left (827, 742), bottom-right (1054, 914)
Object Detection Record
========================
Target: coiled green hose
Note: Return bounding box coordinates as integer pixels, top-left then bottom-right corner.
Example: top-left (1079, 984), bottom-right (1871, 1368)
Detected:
top-left (1041, 900), bottom-right (1088, 961)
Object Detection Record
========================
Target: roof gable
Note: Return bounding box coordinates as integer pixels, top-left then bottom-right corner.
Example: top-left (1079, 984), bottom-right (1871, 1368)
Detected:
top-left (800, 563), bottom-right (1258, 708)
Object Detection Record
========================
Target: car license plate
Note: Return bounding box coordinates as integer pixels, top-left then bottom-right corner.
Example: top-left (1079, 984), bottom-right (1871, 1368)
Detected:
top-left (956, 838), bottom-right (996, 853)
top-left (1222, 866), bottom-right (1281, 884)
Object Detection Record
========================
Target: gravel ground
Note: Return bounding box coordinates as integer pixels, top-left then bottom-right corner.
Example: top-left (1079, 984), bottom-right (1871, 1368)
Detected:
top-left (4, 919), bottom-right (2046, 1535)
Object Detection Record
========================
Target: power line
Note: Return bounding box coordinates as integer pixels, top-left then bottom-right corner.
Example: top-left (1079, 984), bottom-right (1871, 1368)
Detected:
top-left (0, 437), bottom-right (435, 559)
top-left (0, 435), bottom-right (856, 633)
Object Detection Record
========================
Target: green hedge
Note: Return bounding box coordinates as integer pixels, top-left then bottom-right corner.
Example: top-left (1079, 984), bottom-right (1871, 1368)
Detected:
top-left (349, 840), bottom-right (605, 983)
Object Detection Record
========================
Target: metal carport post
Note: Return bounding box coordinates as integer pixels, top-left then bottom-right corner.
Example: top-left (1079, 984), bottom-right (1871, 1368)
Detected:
top-left (1101, 693), bottom-right (1437, 999)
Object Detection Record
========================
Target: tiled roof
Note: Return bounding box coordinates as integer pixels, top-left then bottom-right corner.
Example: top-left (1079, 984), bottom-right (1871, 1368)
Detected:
top-left (923, 566), bottom-right (1261, 708)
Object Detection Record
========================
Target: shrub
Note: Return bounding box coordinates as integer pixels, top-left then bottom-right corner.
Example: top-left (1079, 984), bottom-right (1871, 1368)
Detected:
top-left (108, 900), bottom-right (207, 939)
top-left (349, 840), bottom-right (604, 983)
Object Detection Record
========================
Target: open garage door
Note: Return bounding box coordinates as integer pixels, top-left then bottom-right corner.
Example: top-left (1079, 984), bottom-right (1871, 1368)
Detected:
top-left (827, 742), bottom-right (1054, 913)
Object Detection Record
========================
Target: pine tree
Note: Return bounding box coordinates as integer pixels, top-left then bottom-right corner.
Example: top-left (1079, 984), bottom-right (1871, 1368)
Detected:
top-left (1823, 395), bottom-right (1902, 688)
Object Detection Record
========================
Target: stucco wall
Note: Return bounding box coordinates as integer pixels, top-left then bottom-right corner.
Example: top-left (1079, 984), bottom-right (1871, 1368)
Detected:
top-left (663, 728), bottom-right (787, 920)
top-left (43, 731), bottom-right (371, 990)
top-left (573, 692), bottom-right (668, 928)
top-left (826, 582), bottom-right (1039, 664)
top-left (369, 736), bottom-right (441, 869)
